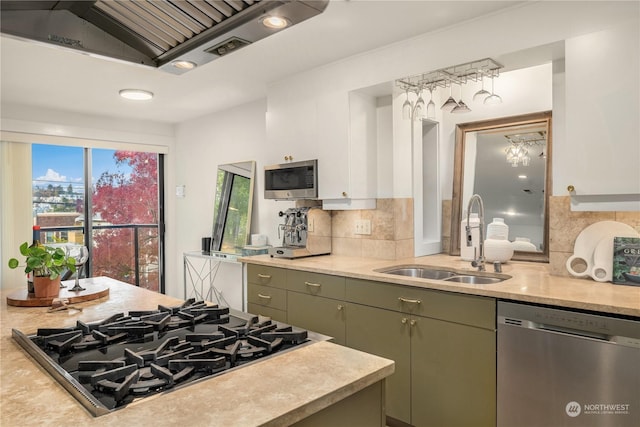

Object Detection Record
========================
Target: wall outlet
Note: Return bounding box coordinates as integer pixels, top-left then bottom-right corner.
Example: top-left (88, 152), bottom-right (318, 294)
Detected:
top-left (355, 219), bottom-right (372, 235)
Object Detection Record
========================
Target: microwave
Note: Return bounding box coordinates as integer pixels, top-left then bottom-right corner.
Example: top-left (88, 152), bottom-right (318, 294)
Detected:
top-left (264, 159), bottom-right (318, 200)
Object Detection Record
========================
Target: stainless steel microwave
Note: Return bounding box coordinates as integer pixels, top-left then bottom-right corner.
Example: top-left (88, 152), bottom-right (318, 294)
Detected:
top-left (264, 159), bottom-right (318, 200)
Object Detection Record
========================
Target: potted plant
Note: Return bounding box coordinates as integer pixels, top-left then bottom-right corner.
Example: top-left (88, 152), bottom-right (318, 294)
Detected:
top-left (8, 242), bottom-right (76, 298)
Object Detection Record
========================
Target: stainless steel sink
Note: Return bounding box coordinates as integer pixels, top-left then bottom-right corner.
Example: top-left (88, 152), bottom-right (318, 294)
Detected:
top-left (376, 266), bottom-right (458, 280)
top-left (442, 275), bottom-right (506, 284)
top-left (376, 265), bottom-right (510, 284)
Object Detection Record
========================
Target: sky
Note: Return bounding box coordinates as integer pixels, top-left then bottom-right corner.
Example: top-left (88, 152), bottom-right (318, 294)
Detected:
top-left (32, 144), bottom-right (131, 188)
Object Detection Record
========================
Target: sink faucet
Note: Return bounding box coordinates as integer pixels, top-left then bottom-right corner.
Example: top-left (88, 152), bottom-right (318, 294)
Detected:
top-left (466, 194), bottom-right (485, 271)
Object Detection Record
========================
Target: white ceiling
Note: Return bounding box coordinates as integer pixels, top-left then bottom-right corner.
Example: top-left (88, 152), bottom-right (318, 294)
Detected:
top-left (0, 1), bottom-right (523, 124)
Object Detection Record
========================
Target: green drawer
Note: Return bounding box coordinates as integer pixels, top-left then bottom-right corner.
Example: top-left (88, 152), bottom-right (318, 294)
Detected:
top-left (345, 278), bottom-right (495, 329)
top-left (287, 270), bottom-right (345, 299)
top-left (247, 264), bottom-right (287, 288)
top-left (247, 283), bottom-right (287, 311)
top-left (247, 303), bottom-right (287, 323)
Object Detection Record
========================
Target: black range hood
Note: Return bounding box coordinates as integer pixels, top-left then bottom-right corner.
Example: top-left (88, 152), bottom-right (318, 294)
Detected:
top-left (0, 0), bottom-right (328, 74)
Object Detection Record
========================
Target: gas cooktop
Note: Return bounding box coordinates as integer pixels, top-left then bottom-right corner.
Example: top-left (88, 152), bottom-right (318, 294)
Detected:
top-left (12, 299), bottom-right (324, 417)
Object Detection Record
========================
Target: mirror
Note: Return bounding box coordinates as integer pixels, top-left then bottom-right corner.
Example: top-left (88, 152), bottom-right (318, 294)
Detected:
top-left (450, 111), bottom-right (552, 262)
top-left (211, 161), bottom-right (256, 255)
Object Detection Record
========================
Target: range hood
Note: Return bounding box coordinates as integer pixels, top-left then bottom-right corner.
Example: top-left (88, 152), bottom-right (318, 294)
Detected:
top-left (0, 0), bottom-right (329, 74)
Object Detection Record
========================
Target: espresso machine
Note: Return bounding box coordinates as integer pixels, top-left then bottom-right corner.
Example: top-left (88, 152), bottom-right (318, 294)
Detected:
top-left (269, 207), bottom-right (331, 258)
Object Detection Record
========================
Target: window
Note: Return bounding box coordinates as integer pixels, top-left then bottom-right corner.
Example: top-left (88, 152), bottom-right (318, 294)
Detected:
top-left (32, 144), bottom-right (164, 292)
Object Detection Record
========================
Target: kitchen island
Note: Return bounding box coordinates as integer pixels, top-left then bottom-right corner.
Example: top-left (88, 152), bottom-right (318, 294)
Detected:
top-left (1, 277), bottom-right (394, 427)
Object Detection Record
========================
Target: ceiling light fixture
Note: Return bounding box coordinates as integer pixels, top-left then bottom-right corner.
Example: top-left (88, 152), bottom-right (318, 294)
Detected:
top-left (119, 89), bottom-right (154, 101)
top-left (261, 15), bottom-right (290, 29)
top-left (171, 60), bottom-right (197, 70)
top-left (504, 131), bottom-right (546, 167)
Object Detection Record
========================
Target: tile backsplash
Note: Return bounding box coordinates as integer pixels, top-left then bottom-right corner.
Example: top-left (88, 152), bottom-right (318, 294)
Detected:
top-left (441, 196), bottom-right (640, 277)
top-left (548, 196), bottom-right (640, 277)
top-left (330, 198), bottom-right (414, 260)
top-left (326, 195), bottom-right (639, 270)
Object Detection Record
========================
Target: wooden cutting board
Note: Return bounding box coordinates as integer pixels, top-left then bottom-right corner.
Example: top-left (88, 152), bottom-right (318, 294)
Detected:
top-left (6, 283), bottom-right (109, 307)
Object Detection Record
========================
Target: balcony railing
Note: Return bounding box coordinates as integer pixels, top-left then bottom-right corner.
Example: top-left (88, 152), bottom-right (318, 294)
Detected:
top-left (37, 224), bottom-right (161, 292)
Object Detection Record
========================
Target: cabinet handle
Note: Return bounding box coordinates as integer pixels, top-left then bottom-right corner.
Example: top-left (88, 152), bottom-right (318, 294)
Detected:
top-left (401, 317), bottom-right (408, 324)
top-left (257, 274), bottom-right (271, 279)
top-left (410, 319), bottom-right (417, 327)
top-left (398, 297), bottom-right (421, 305)
top-left (258, 294), bottom-right (272, 300)
top-left (305, 281), bottom-right (321, 288)
top-left (342, 191), bottom-right (347, 197)
top-left (567, 184), bottom-right (575, 193)
top-left (284, 155), bottom-right (293, 161)
top-left (337, 304), bottom-right (344, 311)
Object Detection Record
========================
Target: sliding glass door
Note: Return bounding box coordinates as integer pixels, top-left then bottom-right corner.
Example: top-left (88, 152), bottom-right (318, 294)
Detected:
top-left (32, 144), bottom-right (164, 292)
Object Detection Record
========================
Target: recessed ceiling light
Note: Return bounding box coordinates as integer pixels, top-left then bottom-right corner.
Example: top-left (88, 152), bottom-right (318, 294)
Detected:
top-left (518, 175), bottom-right (527, 179)
top-left (261, 15), bottom-right (290, 29)
top-left (171, 60), bottom-right (197, 70)
top-left (119, 89), bottom-right (154, 101)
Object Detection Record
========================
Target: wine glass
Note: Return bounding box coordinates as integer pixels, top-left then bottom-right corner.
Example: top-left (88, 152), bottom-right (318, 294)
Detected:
top-left (426, 86), bottom-right (436, 119)
top-left (473, 75), bottom-right (490, 101)
top-left (484, 76), bottom-right (503, 104)
top-left (440, 84), bottom-right (459, 111)
top-left (69, 245), bottom-right (89, 292)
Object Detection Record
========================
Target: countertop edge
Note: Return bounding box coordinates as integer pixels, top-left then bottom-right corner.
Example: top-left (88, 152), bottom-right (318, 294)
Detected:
top-left (260, 342), bottom-right (395, 427)
top-left (239, 255), bottom-right (640, 317)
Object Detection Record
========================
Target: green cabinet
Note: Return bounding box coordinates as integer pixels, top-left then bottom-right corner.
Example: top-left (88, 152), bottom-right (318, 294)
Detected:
top-left (247, 265), bottom-right (347, 343)
top-left (345, 277), bottom-right (496, 427)
top-left (411, 315), bottom-right (496, 427)
top-left (345, 302), bottom-right (411, 422)
top-left (246, 264), bottom-right (496, 426)
top-left (286, 269), bottom-right (347, 345)
top-left (247, 265), bottom-right (287, 322)
top-left (287, 291), bottom-right (346, 345)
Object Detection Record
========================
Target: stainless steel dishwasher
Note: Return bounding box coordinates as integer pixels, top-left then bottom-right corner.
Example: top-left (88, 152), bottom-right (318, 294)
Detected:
top-left (497, 301), bottom-right (640, 427)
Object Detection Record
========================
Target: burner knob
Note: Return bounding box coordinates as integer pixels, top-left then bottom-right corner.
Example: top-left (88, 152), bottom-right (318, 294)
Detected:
top-left (337, 304), bottom-right (344, 311)
top-left (401, 318), bottom-right (408, 324)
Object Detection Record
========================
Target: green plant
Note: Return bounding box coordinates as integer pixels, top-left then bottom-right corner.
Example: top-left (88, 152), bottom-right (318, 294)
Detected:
top-left (8, 242), bottom-right (76, 280)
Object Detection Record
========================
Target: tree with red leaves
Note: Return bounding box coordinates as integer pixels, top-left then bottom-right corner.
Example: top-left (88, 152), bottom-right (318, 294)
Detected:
top-left (91, 151), bottom-right (159, 291)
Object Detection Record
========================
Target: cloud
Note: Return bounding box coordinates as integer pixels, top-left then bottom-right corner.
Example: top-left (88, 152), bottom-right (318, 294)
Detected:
top-left (36, 168), bottom-right (68, 182)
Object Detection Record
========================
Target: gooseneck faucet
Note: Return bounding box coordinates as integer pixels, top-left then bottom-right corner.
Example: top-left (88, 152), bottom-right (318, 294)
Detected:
top-left (466, 194), bottom-right (485, 271)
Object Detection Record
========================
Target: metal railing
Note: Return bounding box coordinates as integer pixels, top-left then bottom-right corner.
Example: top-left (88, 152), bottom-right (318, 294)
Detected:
top-left (37, 224), bottom-right (160, 290)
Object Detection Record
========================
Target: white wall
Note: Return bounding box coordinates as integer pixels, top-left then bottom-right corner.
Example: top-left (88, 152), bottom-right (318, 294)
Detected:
top-left (172, 99), bottom-right (291, 300)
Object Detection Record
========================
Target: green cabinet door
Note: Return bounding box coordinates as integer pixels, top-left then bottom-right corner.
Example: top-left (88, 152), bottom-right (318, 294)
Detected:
top-left (287, 291), bottom-right (346, 345)
top-left (345, 302), bottom-right (412, 425)
top-left (411, 315), bottom-right (496, 427)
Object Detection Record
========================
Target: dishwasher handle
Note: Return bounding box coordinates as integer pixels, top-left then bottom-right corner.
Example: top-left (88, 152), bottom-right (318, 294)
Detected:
top-left (498, 315), bottom-right (640, 348)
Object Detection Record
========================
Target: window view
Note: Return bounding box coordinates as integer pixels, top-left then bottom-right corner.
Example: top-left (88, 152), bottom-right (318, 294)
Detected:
top-left (32, 144), bottom-right (163, 292)
top-left (220, 174), bottom-right (251, 253)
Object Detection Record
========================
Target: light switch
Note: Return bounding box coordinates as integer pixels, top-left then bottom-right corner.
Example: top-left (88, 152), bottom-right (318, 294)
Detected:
top-left (176, 185), bottom-right (186, 198)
